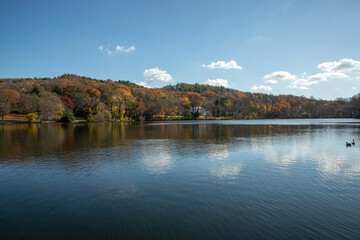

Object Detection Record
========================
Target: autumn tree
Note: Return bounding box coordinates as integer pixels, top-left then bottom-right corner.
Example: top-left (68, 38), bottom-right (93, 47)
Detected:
top-left (37, 92), bottom-right (64, 121)
top-left (71, 89), bottom-right (94, 119)
top-left (0, 74), bottom-right (358, 121)
top-left (0, 89), bottom-right (20, 121)
top-left (180, 96), bottom-right (192, 119)
top-left (18, 94), bottom-right (38, 114)
top-left (350, 94), bottom-right (360, 118)
top-left (109, 95), bottom-right (126, 120)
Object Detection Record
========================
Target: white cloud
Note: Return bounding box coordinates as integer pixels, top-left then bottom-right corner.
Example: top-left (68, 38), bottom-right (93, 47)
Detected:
top-left (307, 73), bottom-right (326, 81)
top-left (137, 81), bottom-right (151, 88)
top-left (264, 58), bottom-right (356, 91)
top-left (263, 66), bottom-right (349, 90)
top-left (323, 72), bottom-right (349, 79)
top-left (97, 45), bottom-right (111, 54)
top-left (144, 67), bottom-right (162, 77)
top-left (318, 58), bottom-right (360, 72)
top-left (201, 60), bottom-right (243, 70)
top-left (287, 67), bottom-right (349, 90)
top-left (251, 85), bottom-right (272, 91)
top-left (288, 76), bottom-right (335, 89)
top-left (289, 85), bottom-right (309, 90)
top-left (205, 79), bottom-right (229, 87)
top-left (144, 67), bottom-right (173, 82)
top-left (98, 44), bottom-right (135, 54)
top-left (265, 79), bottom-right (278, 84)
top-left (116, 45), bottom-right (136, 52)
top-left (263, 71), bottom-right (297, 80)
top-left (289, 78), bottom-right (319, 89)
top-left (308, 72), bottom-right (349, 81)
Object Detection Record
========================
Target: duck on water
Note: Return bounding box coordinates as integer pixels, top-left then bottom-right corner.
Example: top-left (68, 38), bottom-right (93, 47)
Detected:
top-left (346, 140), bottom-right (355, 147)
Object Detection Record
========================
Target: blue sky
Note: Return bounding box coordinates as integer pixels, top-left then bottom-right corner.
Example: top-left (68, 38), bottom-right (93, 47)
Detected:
top-left (1, 0), bottom-right (360, 99)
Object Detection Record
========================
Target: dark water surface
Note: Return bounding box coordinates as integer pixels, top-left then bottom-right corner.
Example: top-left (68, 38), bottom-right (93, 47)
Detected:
top-left (1, 119), bottom-right (360, 239)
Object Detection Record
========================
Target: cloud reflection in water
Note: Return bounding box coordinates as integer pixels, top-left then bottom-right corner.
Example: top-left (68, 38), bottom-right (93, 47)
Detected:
top-left (317, 154), bottom-right (360, 178)
top-left (207, 144), bottom-right (242, 179)
top-left (251, 135), bottom-right (360, 178)
top-left (142, 140), bottom-right (173, 174)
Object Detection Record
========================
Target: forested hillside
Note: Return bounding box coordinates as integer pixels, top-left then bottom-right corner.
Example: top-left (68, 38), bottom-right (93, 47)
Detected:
top-left (0, 74), bottom-right (359, 122)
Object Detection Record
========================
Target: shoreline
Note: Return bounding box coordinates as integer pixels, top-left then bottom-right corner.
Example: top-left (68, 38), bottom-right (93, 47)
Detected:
top-left (0, 114), bottom-right (357, 124)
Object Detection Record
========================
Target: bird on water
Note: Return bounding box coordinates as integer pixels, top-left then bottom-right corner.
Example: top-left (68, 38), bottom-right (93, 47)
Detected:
top-left (352, 139), bottom-right (355, 145)
top-left (346, 142), bottom-right (352, 147)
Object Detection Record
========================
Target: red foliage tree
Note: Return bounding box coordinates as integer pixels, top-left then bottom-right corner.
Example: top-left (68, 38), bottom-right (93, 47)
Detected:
top-left (61, 96), bottom-right (75, 110)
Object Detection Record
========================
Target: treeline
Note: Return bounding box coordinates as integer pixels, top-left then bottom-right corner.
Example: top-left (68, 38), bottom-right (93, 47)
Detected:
top-left (0, 74), bottom-right (359, 122)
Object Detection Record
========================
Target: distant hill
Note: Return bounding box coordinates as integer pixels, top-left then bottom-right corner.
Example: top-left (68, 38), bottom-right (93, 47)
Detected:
top-left (0, 74), bottom-right (358, 122)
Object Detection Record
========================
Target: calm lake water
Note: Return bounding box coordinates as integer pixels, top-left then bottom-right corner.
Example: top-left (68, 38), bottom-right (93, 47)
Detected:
top-left (1, 119), bottom-right (360, 239)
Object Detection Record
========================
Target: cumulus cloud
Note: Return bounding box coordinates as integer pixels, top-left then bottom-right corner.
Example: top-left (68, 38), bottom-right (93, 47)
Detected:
top-left (263, 58), bottom-right (357, 91)
top-left (263, 71), bottom-right (297, 80)
top-left (324, 72), bottom-right (349, 79)
top-left (144, 67), bottom-right (173, 82)
top-left (201, 60), bottom-right (243, 70)
top-left (265, 79), bottom-right (278, 84)
top-left (116, 45), bottom-right (136, 52)
top-left (251, 85), bottom-right (272, 91)
top-left (318, 58), bottom-right (360, 72)
top-left (307, 72), bottom-right (349, 81)
top-left (137, 81), bottom-right (151, 88)
top-left (263, 65), bottom-right (350, 90)
top-left (290, 71), bottom-right (349, 90)
top-left (205, 78), bottom-right (229, 87)
top-left (288, 79), bottom-right (319, 90)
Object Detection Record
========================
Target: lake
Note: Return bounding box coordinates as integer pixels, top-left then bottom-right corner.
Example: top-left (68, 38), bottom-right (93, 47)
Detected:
top-left (1, 119), bottom-right (360, 239)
